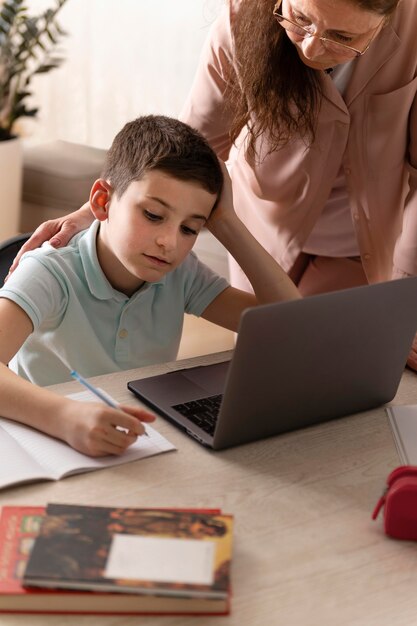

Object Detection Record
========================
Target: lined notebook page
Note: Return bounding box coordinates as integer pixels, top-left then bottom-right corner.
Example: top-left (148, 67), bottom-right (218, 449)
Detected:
top-left (0, 425), bottom-right (52, 488)
top-left (0, 390), bottom-right (176, 490)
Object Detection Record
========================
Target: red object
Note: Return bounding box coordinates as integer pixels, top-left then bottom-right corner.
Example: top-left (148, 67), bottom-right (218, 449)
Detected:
top-left (372, 466), bottom-right (417, 540)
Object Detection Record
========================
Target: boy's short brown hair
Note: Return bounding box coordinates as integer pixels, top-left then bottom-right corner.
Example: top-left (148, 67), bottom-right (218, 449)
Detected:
top-left (102, 115), bottom-right (223, 201)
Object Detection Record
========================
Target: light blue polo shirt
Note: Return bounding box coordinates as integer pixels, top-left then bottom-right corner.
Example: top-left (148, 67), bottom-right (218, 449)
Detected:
top-left (1, 221), bottom-right (229, 385)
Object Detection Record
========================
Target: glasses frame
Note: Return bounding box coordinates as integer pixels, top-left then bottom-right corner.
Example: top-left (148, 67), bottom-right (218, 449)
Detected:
top-left (272, 1), bottom-right (383, 58)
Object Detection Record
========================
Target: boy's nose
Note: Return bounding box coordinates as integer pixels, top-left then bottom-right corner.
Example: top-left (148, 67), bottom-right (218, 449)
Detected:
top-left (156, 228), bottom-right (177, 251)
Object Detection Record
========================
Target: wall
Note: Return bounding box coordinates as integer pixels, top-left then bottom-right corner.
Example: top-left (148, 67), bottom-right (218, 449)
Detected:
top-left (23, 0), bottom-right (223, 148)
top-left (18, 0), bottom-right (232, 355)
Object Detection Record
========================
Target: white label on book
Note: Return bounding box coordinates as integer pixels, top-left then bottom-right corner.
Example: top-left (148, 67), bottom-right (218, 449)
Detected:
top-left (104, 534), bottom-right (215, 585)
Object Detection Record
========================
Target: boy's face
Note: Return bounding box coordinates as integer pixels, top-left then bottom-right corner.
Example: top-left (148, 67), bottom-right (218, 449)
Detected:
top-left (91, 170), bottom-right (217, 296)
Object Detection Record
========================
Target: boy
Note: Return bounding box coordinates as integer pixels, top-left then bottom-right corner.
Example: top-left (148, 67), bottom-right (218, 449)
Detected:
top-left (0, 116), bottom-right (300, 457)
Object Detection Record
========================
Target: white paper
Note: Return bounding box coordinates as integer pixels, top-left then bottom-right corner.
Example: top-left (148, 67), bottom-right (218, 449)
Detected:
top-left (387, 404), bottom-right (417, 464)
top-left (0, 425), bottom-right (50, 486)
top-left (105, 534), bottom-right (215, 585)
top-left (0, 389), bottom-right (176, 489)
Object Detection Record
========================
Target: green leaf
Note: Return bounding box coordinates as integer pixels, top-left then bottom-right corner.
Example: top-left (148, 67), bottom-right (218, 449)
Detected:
top-left (0, 127), bottom-right (14, 141)
top-left (45, 27), bottom-right (57, 44)
top-left (34, 63), bottom-right (59, 74)
top-left (14, 90), bottom-right (31, 103)
top-left (12, 103), bottom-right (38, 119)
top-left (0, 0), bottom-right (69, 133)
top-left (22, 107), bottom-right (39, 118)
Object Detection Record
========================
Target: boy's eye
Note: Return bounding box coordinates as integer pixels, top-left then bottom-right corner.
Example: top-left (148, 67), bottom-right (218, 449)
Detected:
top-left (144, 210), bottom-right (162, 222)
top-left (181, 225), bottom-right (198, 236)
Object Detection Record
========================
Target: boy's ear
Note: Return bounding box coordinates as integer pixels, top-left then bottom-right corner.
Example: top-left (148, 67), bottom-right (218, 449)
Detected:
top-left (90, 179), bottom-right (113, 220)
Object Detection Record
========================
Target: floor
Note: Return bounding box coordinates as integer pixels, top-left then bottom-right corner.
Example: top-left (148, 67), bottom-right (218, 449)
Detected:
top-left (177, 230), bottom-right (235, 359)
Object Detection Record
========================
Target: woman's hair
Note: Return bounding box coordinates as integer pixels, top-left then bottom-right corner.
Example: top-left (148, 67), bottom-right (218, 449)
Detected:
top-left (227, 0), bottom-right (399, 158)
top-left (102, 115), bottom-right (223, 200)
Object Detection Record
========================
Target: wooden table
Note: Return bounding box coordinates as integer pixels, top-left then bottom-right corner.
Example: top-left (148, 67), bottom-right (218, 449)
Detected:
top-left (1, 351), bottom-right (417, 626)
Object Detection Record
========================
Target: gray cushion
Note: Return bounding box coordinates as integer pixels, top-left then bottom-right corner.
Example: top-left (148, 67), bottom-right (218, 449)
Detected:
top-left (22, 140), bottom-right (107, 212)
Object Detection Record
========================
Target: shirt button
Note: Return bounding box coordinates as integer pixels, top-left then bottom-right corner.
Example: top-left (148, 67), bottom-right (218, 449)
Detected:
top-left (118, 328), bottom-right (128, 338)
top-left (363, 253), bottom-right (371, 261)
top-left (345, 167), bottom-right (351, 175)
top-left (353, 213), bottom-right (360, 221)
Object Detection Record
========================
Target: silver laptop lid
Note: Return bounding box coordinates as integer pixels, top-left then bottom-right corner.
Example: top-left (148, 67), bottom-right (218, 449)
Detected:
top-left (212, 277), bottom-right (417, 448)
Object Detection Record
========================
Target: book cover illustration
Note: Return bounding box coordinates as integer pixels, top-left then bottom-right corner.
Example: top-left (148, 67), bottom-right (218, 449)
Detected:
top-left (0, 506), bottom-right (45, 595)
top-left (23, 503), bottom-right (233, 599)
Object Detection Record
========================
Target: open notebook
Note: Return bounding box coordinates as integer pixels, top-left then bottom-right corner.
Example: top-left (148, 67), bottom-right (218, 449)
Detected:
top-left (0, 389), bottom-right (175, 491)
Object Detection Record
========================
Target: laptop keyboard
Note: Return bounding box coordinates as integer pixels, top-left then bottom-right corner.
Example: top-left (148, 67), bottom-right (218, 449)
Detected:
top-left (172, 394), bottom-right (223, 436)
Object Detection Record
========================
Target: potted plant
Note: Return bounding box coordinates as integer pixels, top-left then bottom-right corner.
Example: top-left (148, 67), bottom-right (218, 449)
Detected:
top-left (0, 0), bottom-right (68, 238)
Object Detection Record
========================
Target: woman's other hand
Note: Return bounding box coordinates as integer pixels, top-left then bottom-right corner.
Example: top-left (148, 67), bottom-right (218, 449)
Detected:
top-left (407, 333), bottom-right (417, 373)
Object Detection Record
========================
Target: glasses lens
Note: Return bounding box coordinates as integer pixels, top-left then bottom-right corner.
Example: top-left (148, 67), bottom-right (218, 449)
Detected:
top-left (274, 14), bottom-right (307, 37)
top-left (320, 39), bottom-right (358, 57)
top-left (274, 12), bottom-right (359, 57)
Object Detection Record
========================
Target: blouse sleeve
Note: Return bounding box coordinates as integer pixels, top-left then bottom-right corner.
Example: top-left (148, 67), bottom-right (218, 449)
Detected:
top-left (179, 5), bottom-right (237, 161)
top-left (393, 90), bottom-right (417, 276)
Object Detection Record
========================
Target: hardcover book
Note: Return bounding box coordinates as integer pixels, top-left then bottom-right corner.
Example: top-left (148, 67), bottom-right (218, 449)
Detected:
top-left (23, 503), bottom-right (233, 613)
top-left (0, 505), bottom-right (230, 615)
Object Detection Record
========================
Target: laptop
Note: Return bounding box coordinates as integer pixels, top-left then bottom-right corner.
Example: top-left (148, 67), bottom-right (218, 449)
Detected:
top-left (128, 277), bottom-right (417, 450)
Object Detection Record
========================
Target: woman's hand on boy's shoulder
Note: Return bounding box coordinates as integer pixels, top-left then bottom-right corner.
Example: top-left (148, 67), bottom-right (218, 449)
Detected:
top-left (6, 203), bottom-right (94, 279)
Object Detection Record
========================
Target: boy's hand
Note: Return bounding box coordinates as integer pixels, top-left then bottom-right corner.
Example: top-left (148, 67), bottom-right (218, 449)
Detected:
top-left (60, 401), bottom-right (156, 457)
top-left (205, 160), bottom-right (237, 236)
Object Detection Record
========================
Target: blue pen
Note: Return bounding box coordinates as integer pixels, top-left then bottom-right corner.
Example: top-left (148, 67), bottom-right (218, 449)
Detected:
top-left (70, 370), bottom-right (149, 436)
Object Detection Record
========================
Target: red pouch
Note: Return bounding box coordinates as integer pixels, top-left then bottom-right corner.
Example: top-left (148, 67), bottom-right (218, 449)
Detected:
top-left (372, 466), bottom-right (417, 540)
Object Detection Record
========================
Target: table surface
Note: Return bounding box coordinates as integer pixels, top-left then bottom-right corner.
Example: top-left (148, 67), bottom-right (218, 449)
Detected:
top-left (1, 350), bottom-right (417, 626)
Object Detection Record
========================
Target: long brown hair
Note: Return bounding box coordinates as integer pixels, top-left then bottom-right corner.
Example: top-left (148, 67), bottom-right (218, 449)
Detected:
top-left (227, 0), bottom-right (399, 158)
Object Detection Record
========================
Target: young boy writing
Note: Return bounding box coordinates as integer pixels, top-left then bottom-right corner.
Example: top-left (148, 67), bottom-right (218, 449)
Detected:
top-left (0, 115), bottom-right (300, 457)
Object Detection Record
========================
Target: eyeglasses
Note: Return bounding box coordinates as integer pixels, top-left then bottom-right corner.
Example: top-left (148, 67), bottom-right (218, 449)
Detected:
top-left (272, 1), bottom-right (383, 58)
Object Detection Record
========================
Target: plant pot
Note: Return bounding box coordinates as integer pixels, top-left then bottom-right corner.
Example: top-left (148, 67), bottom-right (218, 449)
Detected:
top-left (0, 136), bottom-right (22, 240)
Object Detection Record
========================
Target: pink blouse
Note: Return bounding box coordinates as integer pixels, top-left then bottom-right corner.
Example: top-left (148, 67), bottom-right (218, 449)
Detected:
top-left (180, 1), bottom-right (417, 288)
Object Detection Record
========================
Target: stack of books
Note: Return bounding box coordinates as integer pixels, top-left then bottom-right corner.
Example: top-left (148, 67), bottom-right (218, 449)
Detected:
top-left (0, 504), bottom-right (233, 615)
